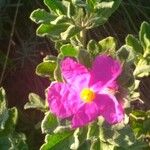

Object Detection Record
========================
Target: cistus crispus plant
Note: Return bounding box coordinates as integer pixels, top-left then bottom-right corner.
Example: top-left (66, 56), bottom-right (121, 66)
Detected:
top-left (0, 87), bottom-right (28, 149)
top-left (24, 0), bottom-right (150, 149)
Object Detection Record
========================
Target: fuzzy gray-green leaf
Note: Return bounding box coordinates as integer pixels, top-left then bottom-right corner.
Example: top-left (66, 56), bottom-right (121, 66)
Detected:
top-left (0, 87), bottom-right (9, 130)
top-left (126, 34), bottom-right (143, 54)
top-left (24, 93), bottom-right (46, 112)
top-left (41, 112), bottom-right (58, 134)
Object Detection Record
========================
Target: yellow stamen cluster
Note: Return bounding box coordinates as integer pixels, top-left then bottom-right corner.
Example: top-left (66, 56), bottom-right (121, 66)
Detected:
top-left (80, 88), bottom-right (95, 103)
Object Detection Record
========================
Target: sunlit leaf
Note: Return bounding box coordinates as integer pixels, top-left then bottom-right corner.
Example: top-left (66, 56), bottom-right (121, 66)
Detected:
top-left (24, 93), bottom-right (46, 112)
top-left (36, 61), bottom-right (57, 78)
top-left (0, 107), bottom-right (18, 137)
top-left (61, 25), bottom-right (81, 41)
top-left (40, 131), bottom-right (73, 150)
top-left (60, 44), bottom-right (78, 57)
top-left (41, 112), bottom-right (58, 134)
top-left (44, 0), bottom-right (66, 15)
top-left (126, 34), bottom-right (143, 54)
top-left (0, 87), bottom-right (9, 130)
top-left (30, 9), bottom-right (56, 24)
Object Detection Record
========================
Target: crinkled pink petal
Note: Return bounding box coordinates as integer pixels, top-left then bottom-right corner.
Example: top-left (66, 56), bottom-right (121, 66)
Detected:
top-left (72, 101), bottom-right (99, 128)
top-left (90, 55), bottom-right (122, 91)
top-left (95, 94), bottom-right (124, 124)
top-left (61, 58), bottom-right (90, 89)
top-left (47, 82), bottom-right (83, 118)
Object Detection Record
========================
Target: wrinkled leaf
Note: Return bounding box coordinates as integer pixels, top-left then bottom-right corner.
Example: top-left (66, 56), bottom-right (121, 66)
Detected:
top-left (41, 112), bottom-right (58, 134)
top-left (51, 15), bottom-right (69, 25)
top-left (60, 44), bottom-right (78, 57)
top-left (117, 45), bottom-right (135, 62)
top-left (40, 131), bottom-right (74, 150)
top-left (77, 49), bottom-right (92, 67)
top-left (44, 0), bottom-right (66, 15)
top-left (61, 25), bottom-right (81, 41)
top-left (24, 93), bottom-right (46, 112)
top-left (30, 9), bottom-right (56, 24)
top-left (134, 65), bottom-right (150, 77)
top-left (0, 87), bottom-right (9, 130)
top-left (87, 40), bottom-right (101, 57)
top-left (0, 107), bottom-right (18, 137)
top-left (54, 60), bottom-right (63, 82)
top-left (126, 34), bottom-right (143, 54)
top-left (36, 61), bottom-right (57, 78)
top-left (98, 36), bottom-right (117, 54)
top-left (139, 21), bottom-right (150, 49)
top-left (36, 24), bottom-right (68, 40)
top-left (99, 121), bottom-right (136, 148)
top-left (70, 127), bottom-right (88, 149)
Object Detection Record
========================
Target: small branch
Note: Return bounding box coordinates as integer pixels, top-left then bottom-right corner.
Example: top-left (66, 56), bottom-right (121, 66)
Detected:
top-left (0, 0), bottom-right (21, 85)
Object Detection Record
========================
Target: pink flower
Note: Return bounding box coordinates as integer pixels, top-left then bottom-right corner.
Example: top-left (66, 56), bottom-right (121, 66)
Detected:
top-left (47, 55), bottom-right (124, 128)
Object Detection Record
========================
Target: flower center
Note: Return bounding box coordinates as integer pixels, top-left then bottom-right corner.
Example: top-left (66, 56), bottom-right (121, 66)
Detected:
top-left (80, 88), bottom-right (95, 103)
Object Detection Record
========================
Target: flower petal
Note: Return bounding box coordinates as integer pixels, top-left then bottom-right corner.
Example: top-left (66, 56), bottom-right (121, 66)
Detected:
top-left (95, 94), bottom-right (124, 124)
top-left (90, 55), bottom-right (122, 90)
top-left (72, 102), bottom-right (99, 128)
top-left (61, 58), bottom-right (90, 89)
top-left (47, 82), bottom-right (82, 118)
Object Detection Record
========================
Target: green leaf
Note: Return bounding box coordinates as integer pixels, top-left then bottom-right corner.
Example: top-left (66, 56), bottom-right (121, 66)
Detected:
top-left (99, 122), bottom-right (136, 148)
top-left (77, 49), bottom-right (92, 67)
top-left (24, 93), bottom-right (46, 112)
top-left (87, 40), bottom-right (101, 57)
top-left (44, 0), bottom-right (66, 15)
top-left (95, 1), bottom-right (114, 9)
top-left (36, 24), bottom-right (68, 40)
top-left (0, 107), bottom-right (18, 137)
top-left (40, 131), bottom-right (74, 150)
top-left (0, 87), bottom-right (9, 130)
top-left (86, 0), bottom-right (95, 12)
top-left (43, 55), bottom-right (57, 62)
top-left (41, 112), bottom-right (58, 134)
top-left (117, 45), bottom-right (135, 62)
top-left (126, 34), bottom-right (143, 54)
top-left (127, 141), bottom-right (149, 150)
top-left (54, 60), bottom-right (63, 82)
top-left (72, 0), bottom-right (86, 7)
top-left (100, 141), bottom-right (115, 150)
top-left (0, 133), bottom-right (28, 150)
top-left (51, 15), bottom-right (69, 25)
top-left (30, 9), bottom-right (56, 24)
top-left (90, 139), bottom-right (100, 150)
top-left (10, 133), bottom-right (28, 150)
top-left (61, 25), bottom-right (81, 41)
top-left (93, 0), bottom-right (122, 27)
top-left (78, 140), bottom-right (91, 150)
top-left (98, 36), bottom-right (117, 53)
top-left (143, 118), bottom-right (150, 134)
top-left (70, 127), bottom-right (88, 149)
top-left (60, 44), bottom-right (78, 57)
top-left (62, 1), bottom-right (75, 17)
top-left (36, 61), bottom-right (57, 78)
top-left (134, 65), bottom-right (150, 77)
top-left (139, 21), bottom-right (150, 49)
top-left (0, 136), bottom-right (11, 149)
top-left (118, 62), bottom-right (134, 87)
top-left (87, 121), bottom-right (99, 140)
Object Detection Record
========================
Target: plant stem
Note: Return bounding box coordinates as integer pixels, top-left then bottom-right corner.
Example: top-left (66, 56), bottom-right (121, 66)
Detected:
top-left (80, 28), bottom-right (87, 49)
